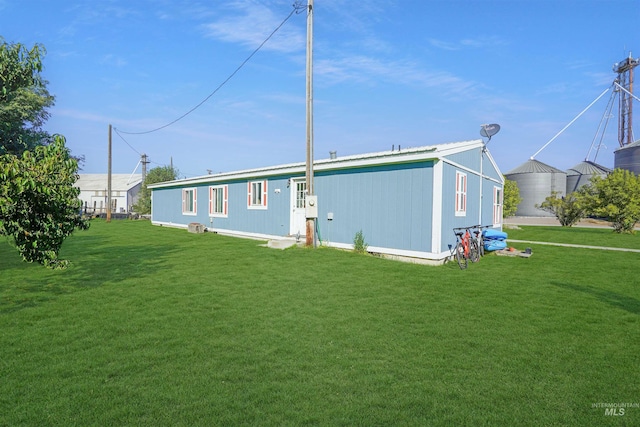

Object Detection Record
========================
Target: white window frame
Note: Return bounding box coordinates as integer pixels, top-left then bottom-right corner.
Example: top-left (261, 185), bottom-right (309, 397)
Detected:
top-left (455, 171), bottom-right (467, 216)
top-left (247, 180), bottom-right (268, 210)
top-left (209, 185), bottom-right (228, 218)
top-left (182, 187), bottom-right (197, 215)
top-left (493, 186), bottom-right (503, 226)
top-left (296, 181), bottom-right (306, 209)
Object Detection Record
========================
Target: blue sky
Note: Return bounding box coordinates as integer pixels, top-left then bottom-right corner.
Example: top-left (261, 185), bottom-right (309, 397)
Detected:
top-left (2, 0), bottom-right (638, 178)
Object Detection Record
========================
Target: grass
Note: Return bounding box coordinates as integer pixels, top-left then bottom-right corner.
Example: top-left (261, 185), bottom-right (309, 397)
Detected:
top-left (1, 220), bottom-right (639, 426)
top-left (505, 224), bottom-right (640, 249)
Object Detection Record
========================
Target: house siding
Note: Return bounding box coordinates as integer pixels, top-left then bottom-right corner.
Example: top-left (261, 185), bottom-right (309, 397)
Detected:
top-left (150, 140), bottom-right (503, 261)
top-left (314, 162), bottom-right (434, 253)
top-left (152, 176), bottom-right (292, 236)
top-left (441, 162), bottom-right (478, 251)
top-left (446, 148), bottom-right (481, 171)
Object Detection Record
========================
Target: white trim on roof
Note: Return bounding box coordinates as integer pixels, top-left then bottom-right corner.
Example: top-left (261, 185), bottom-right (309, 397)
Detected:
top-left (149, 140), bottom-right (485, 189)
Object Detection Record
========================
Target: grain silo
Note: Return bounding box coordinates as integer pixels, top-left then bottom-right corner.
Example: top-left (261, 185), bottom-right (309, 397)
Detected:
top-left (566, 161), bottom-right (611, 194)
top-left (614, 140), bottom-right (640, 175)
top-left (611, 55), bottom-right (640, 175)
top-left (505, 159), bottom-right (567, 217)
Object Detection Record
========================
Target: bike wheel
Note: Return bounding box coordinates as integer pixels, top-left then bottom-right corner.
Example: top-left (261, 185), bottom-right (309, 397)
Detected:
top-left (478, 238), bottom-right (485, 257)
top-left (469, 239), bottom-right (480, 263)
top-left (455, 242), bottom-right (468, 269)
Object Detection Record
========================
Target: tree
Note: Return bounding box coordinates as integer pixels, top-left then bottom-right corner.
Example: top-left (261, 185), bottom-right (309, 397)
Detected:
top-left (1, 39), bottom-right (87, 268)
top-left (502, 177), bottom-right (522, 218)
top-left (536, 191), bottom-right (586, 227)
top-left (583, 168), bottom-right (640, 233)
top-left (0, 39), bottom-right (55, 155)
top-left (132, 165), bottom-right (180, 214)
top-left (0, 135), bottom-right (89, 268)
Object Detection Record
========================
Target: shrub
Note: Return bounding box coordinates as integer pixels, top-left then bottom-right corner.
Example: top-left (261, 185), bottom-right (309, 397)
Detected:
top-left (353, 230), bottom-right (368, 253)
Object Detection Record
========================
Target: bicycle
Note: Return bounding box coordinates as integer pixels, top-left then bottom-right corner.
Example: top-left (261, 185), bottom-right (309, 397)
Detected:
top-left (452, 227), bottom-right (480, 269)
top-left (471, 224), bottom-right (492, 258)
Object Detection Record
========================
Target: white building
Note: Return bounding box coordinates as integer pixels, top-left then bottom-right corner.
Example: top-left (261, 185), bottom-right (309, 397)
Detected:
top-left (76, 174), bottom-right (143, 214)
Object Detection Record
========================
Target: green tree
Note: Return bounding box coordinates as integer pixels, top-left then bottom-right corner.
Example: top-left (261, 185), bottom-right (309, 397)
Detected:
top-left (536, 191), bottom-right (586, 227)
top-left (583, 168), bottom-right (640, 233)
top-left (0, 39), bottom-right (54, 155)
top-left (133, 165), bottom-right (179, 214)
top-left (0, 135), bottom-right (89, 268)
top-left (502, 177), bottom-right (522, 218)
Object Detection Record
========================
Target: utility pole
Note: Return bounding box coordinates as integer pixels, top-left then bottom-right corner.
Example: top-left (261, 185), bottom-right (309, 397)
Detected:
top-left (107, 124), bottom-right (112, 222)
top-left (305, 0), bottom-right (315, 247)
top-left (141, 153), bottom-right (149, 183)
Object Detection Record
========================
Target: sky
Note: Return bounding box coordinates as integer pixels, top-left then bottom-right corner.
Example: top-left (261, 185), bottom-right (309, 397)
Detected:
top-left (1, 0), bottom-right (639, 178)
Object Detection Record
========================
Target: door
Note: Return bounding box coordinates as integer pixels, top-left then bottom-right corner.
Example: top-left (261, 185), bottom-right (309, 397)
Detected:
top-left (290, 179), bottom-right (306, 236)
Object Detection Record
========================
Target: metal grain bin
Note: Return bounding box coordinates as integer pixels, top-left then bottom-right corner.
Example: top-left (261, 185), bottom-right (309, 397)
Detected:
top-left (566, 161), bottom-right (611, 194)
top-left (505, 159), bottom-right (567, 217)
top-left (614, 140), bottom-right (640, 175)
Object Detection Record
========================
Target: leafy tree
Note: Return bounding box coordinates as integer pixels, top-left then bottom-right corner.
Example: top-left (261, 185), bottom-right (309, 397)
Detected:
top-left (582, 168), bottom-right (640, 233)
top-left (0, 39), bottom-right (54, 155)
top-left (502, 177), bottom-right (522, 218)
top-left (1, 39), bottom-right (86, 268)
top-left (536, 191), bottom-right (586, 227)
top-left (133, 165), bottom-right (180, 214)
top-left (0, 135), bottom-right (89, 268)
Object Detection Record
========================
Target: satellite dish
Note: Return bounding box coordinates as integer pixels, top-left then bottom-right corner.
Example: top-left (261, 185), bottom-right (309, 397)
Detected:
top-left (480, 123), bottom-right (500, 138)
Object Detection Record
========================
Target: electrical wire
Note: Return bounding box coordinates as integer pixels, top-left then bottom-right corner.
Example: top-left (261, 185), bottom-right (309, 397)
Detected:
top-left (113, 127), bottom-right (142, 156)
top-left (116, 3), bottom-right (306, 136)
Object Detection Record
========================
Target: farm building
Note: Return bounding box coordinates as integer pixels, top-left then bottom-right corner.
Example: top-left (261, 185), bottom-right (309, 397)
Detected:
top-left (149, 140), bottom-right (504, 262)
top-left (614, 139), bottom-right (640, 175)
top-left (76, 174), bottom-right (143, 214)
top-left (565, 161), bottom-right (610, 194)
top-left (504, 159), bottom-right (566, 217)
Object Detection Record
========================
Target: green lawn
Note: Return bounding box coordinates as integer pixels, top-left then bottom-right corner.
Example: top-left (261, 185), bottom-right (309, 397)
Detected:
top-left (1, 220), bottom-right (638, 426)
top-left (506, 224), bottom-right (640, 249)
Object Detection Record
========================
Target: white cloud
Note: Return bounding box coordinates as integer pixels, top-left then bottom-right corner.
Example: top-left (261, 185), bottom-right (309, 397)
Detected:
top-left (429, 36), bottom-right (507, 51)
top-left (201, 2), bottom-right (305, 54)
top-left (55, 108), bottom-right (111, 123)
top-left (315, 54), bottom-right (478, 96)
top-left (100, 54), bottom-right (127, 68)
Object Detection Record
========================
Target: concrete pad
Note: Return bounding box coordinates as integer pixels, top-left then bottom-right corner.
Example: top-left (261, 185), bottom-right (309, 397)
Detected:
top-left (266, 239), bottom-right (299, 250)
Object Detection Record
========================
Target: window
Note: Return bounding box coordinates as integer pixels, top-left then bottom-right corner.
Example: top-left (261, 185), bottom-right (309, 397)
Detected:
top-left (455, 171), bottom-right (467, 216)
top-left (247, 180), bottom-right (268, 209)
top-left (209, 185), bottom-right (228, 217)
top-left (296, 181), bottom-right (306, 209)
top-left (493, 186), bottom-right (503, 225)
top-left (182, 188), bottom-right (197, 215)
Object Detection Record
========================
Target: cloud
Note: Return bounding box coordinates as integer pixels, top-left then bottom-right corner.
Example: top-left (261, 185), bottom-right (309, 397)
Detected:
top-left (428, 38), bottom-right (459, 51)
top-left (315, 55), bottom-right (477, 96)
top-left (100, 54), bottom-right (127, 68)
top-left (201, 2), bottom-right (305, 54)
top-left (429, 35), bottom-right (507, 51)
top-left (54, 108), bottom-right (112, 123)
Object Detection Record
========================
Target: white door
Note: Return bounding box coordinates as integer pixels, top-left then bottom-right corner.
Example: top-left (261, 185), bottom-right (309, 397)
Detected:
top-left (290, 179), bottom-right (306, 236)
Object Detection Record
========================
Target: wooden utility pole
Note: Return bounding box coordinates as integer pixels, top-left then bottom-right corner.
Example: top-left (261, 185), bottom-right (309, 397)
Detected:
top-left (141, 153), bottom-right (149, 182)
top-left (107, 124), bottom-right (112, 222)
top-left (305, 0), bottom-right (315, 247)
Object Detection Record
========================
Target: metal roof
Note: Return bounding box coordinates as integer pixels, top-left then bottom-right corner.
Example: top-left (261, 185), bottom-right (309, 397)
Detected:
top-left (614, 139), bottom-right (640, 152)
top-left (150, 139), bottom-right (487, 189)
top-left (76, 174), bottom-right (142, 191)
top-left (505, 159), bottom-right (566, 175)
top-left (566, 161), bottom-right (611, 176)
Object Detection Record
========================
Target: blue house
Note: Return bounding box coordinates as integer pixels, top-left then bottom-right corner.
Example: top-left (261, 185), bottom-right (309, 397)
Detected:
top-left (149, 139), bottom-right (504, 263)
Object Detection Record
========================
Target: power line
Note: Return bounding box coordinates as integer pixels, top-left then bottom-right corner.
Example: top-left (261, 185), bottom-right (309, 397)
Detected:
top-left (117, 3), bottom-right (305, 136)
top-left (113, 127), bottom-right (142, 156)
